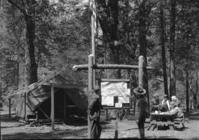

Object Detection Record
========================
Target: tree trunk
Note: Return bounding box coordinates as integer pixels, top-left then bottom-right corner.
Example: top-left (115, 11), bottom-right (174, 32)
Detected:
top-left (160, 0), bottom-right (169, 97)
top-left (138, 0), bottom-right (149, 107)
top-left (7, 0), bottom-right (38, 86)
top-left (97, 0), bottom-right (121, 78)
top-left (193, 71), bottom-right (198, 110)
top-left (169, 0), bottom-right (176, 97)
top-left (186, 70), bottom-right (189, 112)
top-left (24, 14), bottom-right (38, 86)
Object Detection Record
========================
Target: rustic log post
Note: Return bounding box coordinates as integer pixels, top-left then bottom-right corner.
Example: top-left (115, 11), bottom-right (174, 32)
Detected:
top-left (88, 54), bottom-right (94, 138)
top-left (139, 55), bottom-right (150, 108)
top-left (51, 80), bottom-right (55, 130)
top-left (139, 56), bottom-right (144, 88)
top-left (90, 0), bottom-right (97, 87)
top-left (138, 55), bottom-right (146, 138)
top-left (134, 56), bottom-right (144, 115)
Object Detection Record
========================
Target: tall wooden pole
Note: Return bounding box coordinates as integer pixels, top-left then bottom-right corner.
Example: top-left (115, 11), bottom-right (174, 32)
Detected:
top-left (139, 55), bottom-right (150, 109)
top-left (90, 0), bottom-right (97, 87)
top-left (133, 56), bottom-right (144, 115)
top-left (51, 80), bottom-right (55, 130)
top-left (89, 0), bottom-right (97, 137)
top-left (139, 56), bottom-right (144, 88)
top-left (88, 54), bottom-right (94, 139)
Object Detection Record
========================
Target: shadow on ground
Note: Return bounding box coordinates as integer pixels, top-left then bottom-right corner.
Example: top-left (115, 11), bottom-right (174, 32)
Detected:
top-left (113, 137), bottom-right (139, 139)
top-left (145, 136), bottom-right (199, 140)
top-left (62, 117), bottom-right (87, 126)
top-left (2, 110), bottom-right (199, 139)
top-left (146, 136), bottom-right (180, 139)
top-left (112, 136), bottom-right (180, 139)
top-left (2, 128), bottom-right (88, 139)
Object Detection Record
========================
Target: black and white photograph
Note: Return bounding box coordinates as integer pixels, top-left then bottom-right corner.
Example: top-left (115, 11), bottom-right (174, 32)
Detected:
top-left (0, 0), bottom-right (199, 139)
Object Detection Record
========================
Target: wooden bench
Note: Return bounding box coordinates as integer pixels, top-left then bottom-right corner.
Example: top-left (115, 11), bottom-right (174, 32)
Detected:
top-left (147, 120), bottom-right (174, 131)
top-left (173, 114), bottom-right (187, 128)
top-left (147, 113), bottom-right (175, 131)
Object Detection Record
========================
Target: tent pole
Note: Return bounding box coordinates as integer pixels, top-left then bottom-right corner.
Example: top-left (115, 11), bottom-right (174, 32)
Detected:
top-left (51, 83), bottom-right (55, 130)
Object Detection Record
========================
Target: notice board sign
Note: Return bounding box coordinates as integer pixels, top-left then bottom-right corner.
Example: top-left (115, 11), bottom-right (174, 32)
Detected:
top-left (99, 79), bottom-right (132, 109)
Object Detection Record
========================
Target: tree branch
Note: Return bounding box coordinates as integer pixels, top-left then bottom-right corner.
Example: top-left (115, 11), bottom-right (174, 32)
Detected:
top-left (7, 0), bottom-right (26, 14)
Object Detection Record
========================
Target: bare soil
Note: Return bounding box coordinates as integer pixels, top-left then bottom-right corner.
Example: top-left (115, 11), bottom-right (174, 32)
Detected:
top-left (1, 109), bottom-right (199, 139)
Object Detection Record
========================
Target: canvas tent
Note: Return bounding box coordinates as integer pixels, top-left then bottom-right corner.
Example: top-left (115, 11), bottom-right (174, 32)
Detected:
top-left (8, 74), bottom-right (88, 121)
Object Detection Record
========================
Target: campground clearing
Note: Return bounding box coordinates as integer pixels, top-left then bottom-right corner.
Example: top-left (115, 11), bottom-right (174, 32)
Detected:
top-left (1, 109), bottom-right (199, 139)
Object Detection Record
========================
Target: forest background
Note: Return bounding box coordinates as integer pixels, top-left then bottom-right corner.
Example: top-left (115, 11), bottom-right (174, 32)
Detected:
top-left (0, 0), bottom-right (199, 112)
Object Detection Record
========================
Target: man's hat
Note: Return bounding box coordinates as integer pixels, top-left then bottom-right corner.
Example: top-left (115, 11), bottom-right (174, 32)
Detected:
top-left (133, 87), bottom-right (146, 95)
top-left (171, 96), bottom-right (177, 100)
top-left (94, 85), bottom-right (100, 91)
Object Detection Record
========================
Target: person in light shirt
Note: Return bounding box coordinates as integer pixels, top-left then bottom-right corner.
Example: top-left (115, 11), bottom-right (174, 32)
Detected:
top-left (170, 102), bottom-right (184, 119)
top-left (160, 95), bottom-right (170, 112)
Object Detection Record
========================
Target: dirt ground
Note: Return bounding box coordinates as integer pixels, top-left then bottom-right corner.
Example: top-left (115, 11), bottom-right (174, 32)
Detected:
top-left (1, 109), bottom-right (199, 139)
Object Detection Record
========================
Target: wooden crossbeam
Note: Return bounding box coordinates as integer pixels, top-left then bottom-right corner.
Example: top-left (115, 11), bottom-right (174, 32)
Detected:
top-left (73, 64), bottom-right (153, 71)
top-left (101, 79), bottom-right (130, 82)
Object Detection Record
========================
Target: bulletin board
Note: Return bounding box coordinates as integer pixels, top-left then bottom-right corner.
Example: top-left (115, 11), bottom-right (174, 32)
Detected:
top-left (99, 79), bottom-right (132, 109)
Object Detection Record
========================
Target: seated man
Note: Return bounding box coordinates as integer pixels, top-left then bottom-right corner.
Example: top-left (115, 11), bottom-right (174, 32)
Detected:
top-left (150, 93), bottom-right (161, 112)
top-left (160, 95), bottom-right (170, 112)
top-left (150, 93), bottom-right (161, 121)
top-left (170, 102), bottom-right (184, 119)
